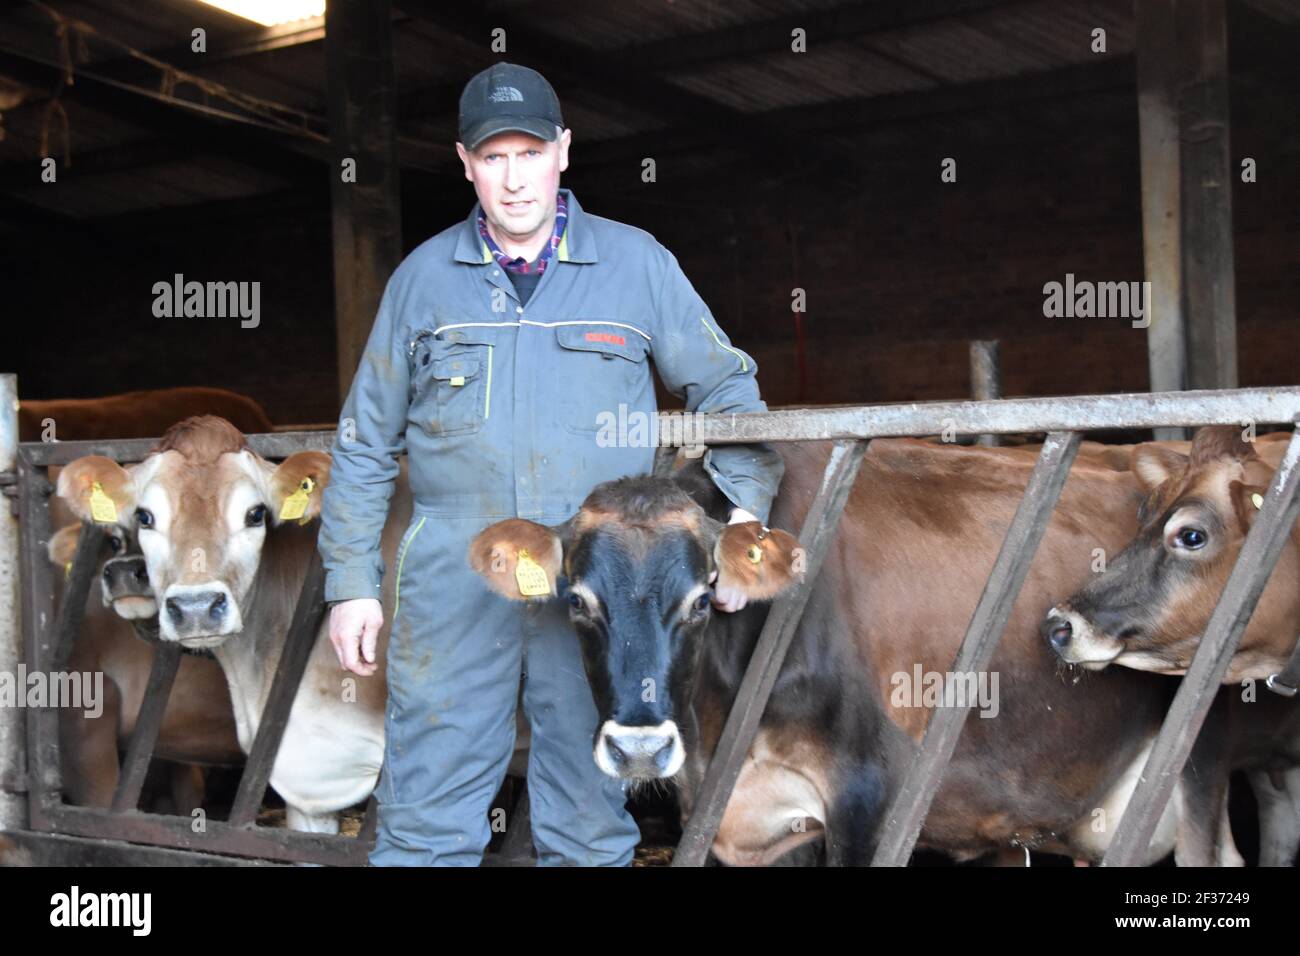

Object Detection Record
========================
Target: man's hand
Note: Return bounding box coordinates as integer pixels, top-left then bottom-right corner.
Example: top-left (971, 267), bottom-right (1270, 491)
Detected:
top-left (711, 508), bottom-right (759, 613)
top-left (329, 598), bottom-right (384, 676)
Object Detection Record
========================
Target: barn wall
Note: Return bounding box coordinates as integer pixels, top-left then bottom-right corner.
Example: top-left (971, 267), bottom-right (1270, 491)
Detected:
top-left (8, 73), bottom-right (1298, 425)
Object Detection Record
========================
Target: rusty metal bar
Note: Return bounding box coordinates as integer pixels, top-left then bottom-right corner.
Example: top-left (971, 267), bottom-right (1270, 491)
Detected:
top-left (46, 803), bottom-right (367, 865)
top-left (654, 386), bottom-right (1300, 445)
top-left (19, 430), bottom-right (335, 467)
top-left (52, 523), bottom-right (102, 674)
top-left (110, 643), bottom-right (182, 812)
top-left (1102, 427), bottom-right (1300, 866)
top-left (674, 439), bottom-right (870, 867)
top-left (227, 549), bottom-right (329, 827)
top-left (17, 447), bottom-right (59, 828)
top-left (871, 430), bottom-right (1083, 866)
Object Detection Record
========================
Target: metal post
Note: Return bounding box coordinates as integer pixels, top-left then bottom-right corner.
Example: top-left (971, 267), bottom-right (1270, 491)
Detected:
top-left (0, 374), bottom-right (23, 830)
top-left (970, 340), bottom-right (1001, 447)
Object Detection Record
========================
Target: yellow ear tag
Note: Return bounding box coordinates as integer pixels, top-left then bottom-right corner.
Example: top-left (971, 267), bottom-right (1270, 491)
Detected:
top-left (449, 375), bottom-right (466, 387)
top-left (746, 544), bottom-right (764, 564)
top-left (89, 481), bottom-right (118, 524)
top-left (514, 548), bottom-right (551, 597)
top-left (1251, 492), bottom-right (1264, 511)
top-left (64, 560), bottom-right (72, 580)
top-left (279, 476), bottom-right (315, 522)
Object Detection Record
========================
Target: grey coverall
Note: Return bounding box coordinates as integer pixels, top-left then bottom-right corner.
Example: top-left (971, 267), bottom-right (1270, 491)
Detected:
top-left (317, 188), bottom-right (784, 865)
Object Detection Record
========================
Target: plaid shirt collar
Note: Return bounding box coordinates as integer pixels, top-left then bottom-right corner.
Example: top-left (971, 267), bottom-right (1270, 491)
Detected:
top-left (476, 191), bottom-right (568, 275)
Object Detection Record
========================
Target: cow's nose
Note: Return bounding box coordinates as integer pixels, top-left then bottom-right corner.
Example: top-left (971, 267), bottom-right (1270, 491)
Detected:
top-left (1044, 615), bottom-right (1073, 651)
top-left (133, 564), bottom-right (149, 583)
top-left (607, 733), bottom-right (674, 769)
top-left (165, 591), bottom-right (228, 628)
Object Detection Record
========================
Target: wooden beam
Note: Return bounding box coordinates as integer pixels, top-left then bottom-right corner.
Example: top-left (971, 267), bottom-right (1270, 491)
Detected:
top-left (326, 0), bottom-right (403, 404)
top-left (1177, 0), bottom-right (1236, 390)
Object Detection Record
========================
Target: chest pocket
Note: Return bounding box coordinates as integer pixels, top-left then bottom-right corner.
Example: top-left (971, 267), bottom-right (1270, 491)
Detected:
top-left (409, 326), bottom-right (498, 437)
top-left (553, 323), bottom-right (651, 433)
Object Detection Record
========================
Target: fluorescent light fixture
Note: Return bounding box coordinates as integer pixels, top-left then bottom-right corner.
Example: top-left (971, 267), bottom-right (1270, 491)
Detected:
top-left (195, 0), bottom-right (326, 27)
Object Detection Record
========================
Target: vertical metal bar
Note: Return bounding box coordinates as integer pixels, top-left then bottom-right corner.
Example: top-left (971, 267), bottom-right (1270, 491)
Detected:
top-left (0, 373), bottom-right (24, 829)
top-left (110, 643), bottom-right (182, 812)
top-left (871, 430), bottom-right (1083, 866)
top-left (52, 524), bottom-right (101, 673)
top-left (227, 550), bottom-right (328, 827)
top-left (17, 449), bottom-right (58, 827)
top-left (673, 439), bottom-right (870, 867)
top-left (1102, 427), bottom-right (1300, 866)
top-left (970, 340), bottom-right (1002, 447)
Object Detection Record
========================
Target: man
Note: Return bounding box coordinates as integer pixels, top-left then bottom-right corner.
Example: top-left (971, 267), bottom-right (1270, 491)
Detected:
top-left (318, 62), bottom-right (784, 866)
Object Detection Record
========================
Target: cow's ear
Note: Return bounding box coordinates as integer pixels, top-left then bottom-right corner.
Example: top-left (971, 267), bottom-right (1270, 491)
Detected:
top-left (714, 522), bottom-right (804, 601)
top-left (48, 524), bottom-right (81, 568)
top-left (1229, 481), bottom-right (1268, 534)
top-left (267, 451), bottom-right (331, 525)
top-left (1131, 444), bottom-right (1188, 493)
top-left (56, 455), bottom-right (136, 524)
top-left (469, 518), bottom-right (563, 601)
top-left (1191, 425), bottom-right (1258, 466)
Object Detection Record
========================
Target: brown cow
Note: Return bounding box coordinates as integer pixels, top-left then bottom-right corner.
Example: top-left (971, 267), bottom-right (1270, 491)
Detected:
top-left (20, 386), bottom-right (273, 442)
top-left (47, 523), bottom-right (243, 811)
top-left (470, 438), bottom-right (1240, 865)
top-left (1045, 427), bottom-right (1300, 865)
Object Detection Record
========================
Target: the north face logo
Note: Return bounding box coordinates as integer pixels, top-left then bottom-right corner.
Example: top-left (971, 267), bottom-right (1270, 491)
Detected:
top-left (489, 86), bottom-right (524, 103)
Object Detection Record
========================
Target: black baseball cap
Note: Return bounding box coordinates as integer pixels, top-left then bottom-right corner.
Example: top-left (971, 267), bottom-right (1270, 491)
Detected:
top-left (458, 62), bottom-right (565, 151)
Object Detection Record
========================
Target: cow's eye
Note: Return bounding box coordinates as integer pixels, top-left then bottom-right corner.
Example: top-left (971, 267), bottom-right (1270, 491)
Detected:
top-left (135, 508), bottom-right (154, 529)
top-left (694, 592), bottom-right (712, 613)
top-left (1174, 527), bottom-right (1207, 550)
top-left (246, 504), bottom-right (268, 527)
top-left (568, 591), bottom-right (584, 611)
top-left (108, 536), bottom-right (123, 553)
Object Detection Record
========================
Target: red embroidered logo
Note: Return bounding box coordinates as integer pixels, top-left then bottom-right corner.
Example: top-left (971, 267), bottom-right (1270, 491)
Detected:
top-left (584, 332), bottom-right (626, 346)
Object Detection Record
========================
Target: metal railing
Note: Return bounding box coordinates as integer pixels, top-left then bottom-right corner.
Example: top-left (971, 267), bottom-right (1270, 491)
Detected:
top-left (10, 385), bottom-right (1300, 865)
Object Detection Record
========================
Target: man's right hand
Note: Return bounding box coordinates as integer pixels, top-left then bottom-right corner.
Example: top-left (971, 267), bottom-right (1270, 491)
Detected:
top-left (329, 598), bottom-right (384, 677)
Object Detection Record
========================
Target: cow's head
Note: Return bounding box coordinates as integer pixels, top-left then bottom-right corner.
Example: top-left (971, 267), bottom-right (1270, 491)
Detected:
top-left (1043, 426), bottom-right (1298, 682)
top-left (48, 521), bottom-right (156, 619)
top-left (470, 476), bottom-right (802, 780)
top-left (56, 416), bottom-right (330, 649)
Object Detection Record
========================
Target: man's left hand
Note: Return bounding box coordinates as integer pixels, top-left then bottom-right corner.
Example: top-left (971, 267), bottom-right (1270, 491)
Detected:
top-left (711, 508), bottom-right (759, 613)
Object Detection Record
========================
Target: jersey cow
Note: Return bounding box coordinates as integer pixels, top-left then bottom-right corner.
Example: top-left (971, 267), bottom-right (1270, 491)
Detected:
top-left (470, 438), bottom-right (1241, 865)
top-left (1045, 426), bottom-right (1300, 865)
top-left (47, 522), bottom-right (242, 811)
top-left (55, 415), bottom-right (531, 834)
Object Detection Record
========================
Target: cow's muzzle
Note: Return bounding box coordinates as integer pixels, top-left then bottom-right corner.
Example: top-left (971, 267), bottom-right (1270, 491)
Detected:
top-left (161, 582), bottom-right (241, 646)
top-left (102, 556), bottom-right (157, 619)
top-left (595, 720), bottom-right (685, 780)
top-left (1042, 606), bottom-right (1122, 670)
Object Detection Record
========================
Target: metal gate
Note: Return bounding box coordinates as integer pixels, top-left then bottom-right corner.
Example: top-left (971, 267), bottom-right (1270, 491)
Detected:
top-left (9, 385), bottom-right (1300, 865)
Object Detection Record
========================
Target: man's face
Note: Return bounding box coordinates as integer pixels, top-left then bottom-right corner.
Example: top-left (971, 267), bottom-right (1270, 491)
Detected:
top-left (456, 128), bottom-right (572, 245)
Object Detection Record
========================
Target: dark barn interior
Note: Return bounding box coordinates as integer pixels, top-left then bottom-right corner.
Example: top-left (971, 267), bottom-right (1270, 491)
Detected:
top-left (2, 0), bottom-right (1299, 874)
top-left (5, 0), bottom-right (1298, 423)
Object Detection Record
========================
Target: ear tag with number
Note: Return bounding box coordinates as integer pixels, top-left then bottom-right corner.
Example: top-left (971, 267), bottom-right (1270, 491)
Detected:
top-left (514, 548), bottom-right (551, 597)
top-left (89, 481), bottom-right (118, 524)
top-left (279, 476), bottom-right (315, 522)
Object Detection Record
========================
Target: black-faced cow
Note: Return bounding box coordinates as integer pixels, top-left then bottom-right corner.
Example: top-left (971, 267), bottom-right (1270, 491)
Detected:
top-left (471, 438), bottom-right (1242, 865)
